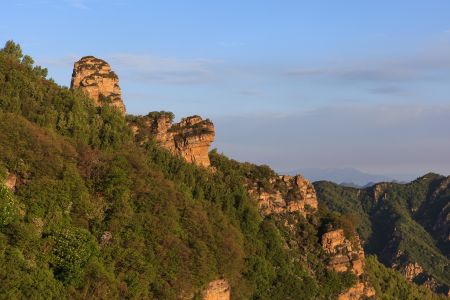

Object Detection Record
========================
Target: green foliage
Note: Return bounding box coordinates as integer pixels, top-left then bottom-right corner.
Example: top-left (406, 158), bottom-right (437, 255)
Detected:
top-left (366, 255), bottom-right (446, 300)
top-left (48, 227), bottom-right (99, 285)
top-left (0, 41), bottom-right (130, 149)
top-left (0, 185), bottom-right (18, 227)
top-left (314, 181), bottom-right (372, 241)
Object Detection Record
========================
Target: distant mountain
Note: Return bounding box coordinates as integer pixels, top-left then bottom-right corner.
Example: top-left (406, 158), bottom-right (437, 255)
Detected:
top-left (287, 167), bottom-right (413, 186)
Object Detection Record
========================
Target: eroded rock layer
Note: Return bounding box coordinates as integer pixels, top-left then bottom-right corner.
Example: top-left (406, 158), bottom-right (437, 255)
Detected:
top-left (71, 56), bottom-right (125, 114)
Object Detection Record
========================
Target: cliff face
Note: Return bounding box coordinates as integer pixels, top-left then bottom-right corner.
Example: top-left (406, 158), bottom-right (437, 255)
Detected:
top-left (71, 56), bottom-right (126, 114)
top-left (247, 174), bottom-right (318, 217)
top-left (128, 112), bottom-right (215, 167)
top-left (321, 229), bottom-right (375, 300)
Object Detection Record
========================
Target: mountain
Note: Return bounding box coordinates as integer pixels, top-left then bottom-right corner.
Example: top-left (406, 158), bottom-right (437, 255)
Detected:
top-left (315, 176), bottom-right (450, 296)
top-left (288, 167), bottom-right (414, 187)
top-left (0, 41), bottom-right (447, 299)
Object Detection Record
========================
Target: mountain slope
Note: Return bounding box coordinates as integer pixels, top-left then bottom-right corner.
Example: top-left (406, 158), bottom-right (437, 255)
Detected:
top-left (314, 176), bottom-right (450, 295)
top-left (0, 41), bottom-right (446, 299)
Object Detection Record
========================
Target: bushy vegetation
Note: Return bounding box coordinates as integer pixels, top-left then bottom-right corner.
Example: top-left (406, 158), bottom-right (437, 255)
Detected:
top-left (365, 255), bottom-right (446, 300)
top-left (0, 41), bottom-right (445, 299)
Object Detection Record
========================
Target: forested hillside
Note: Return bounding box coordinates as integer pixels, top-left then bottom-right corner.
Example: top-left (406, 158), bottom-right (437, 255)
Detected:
top-left (0, 41), bottom-right (446, 299)
top-left (315, 176), bottom-right (450, 296)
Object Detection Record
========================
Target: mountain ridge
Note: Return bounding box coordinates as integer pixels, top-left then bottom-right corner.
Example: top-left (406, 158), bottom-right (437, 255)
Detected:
top-left (287, 167), bottom-right (419, 187)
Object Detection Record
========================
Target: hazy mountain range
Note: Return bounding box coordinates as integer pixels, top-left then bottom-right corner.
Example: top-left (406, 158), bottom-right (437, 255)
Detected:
top-left (287, 167), bottom-right (416, 187)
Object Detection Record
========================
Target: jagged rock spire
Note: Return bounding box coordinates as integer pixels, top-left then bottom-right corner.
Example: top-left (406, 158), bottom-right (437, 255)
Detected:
top-left (71, 56), bottom-right (126, 114)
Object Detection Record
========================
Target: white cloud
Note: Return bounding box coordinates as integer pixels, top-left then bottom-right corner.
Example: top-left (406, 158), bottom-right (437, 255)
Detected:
top-left (286, 43), bottom-right (450, 83)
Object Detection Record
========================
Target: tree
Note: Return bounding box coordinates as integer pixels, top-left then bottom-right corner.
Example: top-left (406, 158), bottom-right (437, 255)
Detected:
top-left (1, 40), bottom-right (23, 61)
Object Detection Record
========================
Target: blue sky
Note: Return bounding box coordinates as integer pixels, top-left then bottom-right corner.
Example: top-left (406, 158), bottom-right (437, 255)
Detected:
top-left (2, 0), bottom-right (450, 178)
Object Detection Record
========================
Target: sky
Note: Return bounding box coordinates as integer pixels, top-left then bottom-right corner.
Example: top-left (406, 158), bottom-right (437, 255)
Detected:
top-left (2, 0), bottom-right (450, 178)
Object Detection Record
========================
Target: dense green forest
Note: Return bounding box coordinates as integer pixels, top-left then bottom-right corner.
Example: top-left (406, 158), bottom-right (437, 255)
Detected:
top-left (0, 41), bottom-right (446, 299)
top-left (315, 176), bottom-right (450, 295)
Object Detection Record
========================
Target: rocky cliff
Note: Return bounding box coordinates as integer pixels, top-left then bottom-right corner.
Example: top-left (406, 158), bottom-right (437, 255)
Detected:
top-left (128, 112), bottom-right (215, 167)
top-left (71, 56), bottom-right (126, 114)
top-left (321, 229), bottom-right (375, 300)
top-left (247, 174), bottom-right (318, 216)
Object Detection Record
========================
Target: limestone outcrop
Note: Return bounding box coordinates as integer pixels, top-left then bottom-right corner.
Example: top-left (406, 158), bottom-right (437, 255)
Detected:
top-left (247, 175), bottom-right (318, 216)
top-left (128, 112), bottom-right (215, 167)
top-left (71, 56), bottom-right (125, 114)
top-left (321, 229), bottom-right (375, 300)
top-left (201, 279), bottom-right (230, 300)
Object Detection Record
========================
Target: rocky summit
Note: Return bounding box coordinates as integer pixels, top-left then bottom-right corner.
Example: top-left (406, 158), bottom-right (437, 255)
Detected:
top-left (128, 112), bottom-right (215, 167)
top-left (70, 56), bottom-right (126, 114)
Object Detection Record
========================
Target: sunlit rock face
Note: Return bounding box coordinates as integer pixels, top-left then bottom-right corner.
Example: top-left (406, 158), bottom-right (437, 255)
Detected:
top-left (128, 112), bottom-right (215, 167)
top-left (247, 174), bottom-right (318, 217)
top-left (321, 229), bottom-right (376, 300)
top-left (71, 56), bottom-right (126, 114)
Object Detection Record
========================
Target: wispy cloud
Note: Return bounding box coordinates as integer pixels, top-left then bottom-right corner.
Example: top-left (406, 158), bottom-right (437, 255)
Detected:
top-left (368, 86), bottom-right (410, 96)
top-left (239, 90), bottom-right (263, 96)
top-left (38, 55), bottom-right (78, 68)
top-left (286, 45), bottom-right (450, 83)
top-left (214, 104), bottom-right (450, 175)
top-left (66, 0), bottom-right (88, 9)
top-left (108, 53), bottom-right (220, 84)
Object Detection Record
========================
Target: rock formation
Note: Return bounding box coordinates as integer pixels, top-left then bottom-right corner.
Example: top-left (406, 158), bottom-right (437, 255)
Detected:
top-left (400, 262), bottom-right (424, 281)
top-left (247, 175), bottom-right (318, 216)
top-left (201, 279), bottom-right (230, 300)
top-left (372, 182), bottom-right (391, 204)
top-left (321, 229), bottom-right (375, 300)
top-left (338, 282), bottom-right (376, 300)
top-left (71, 56), bottom-right (126, 114)
top-left (128, 112), bottom-right (215, 167)
top-left (4, 173), bottom-right (17, 192)
top-left (321, 229), bottom-right (365, 276)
